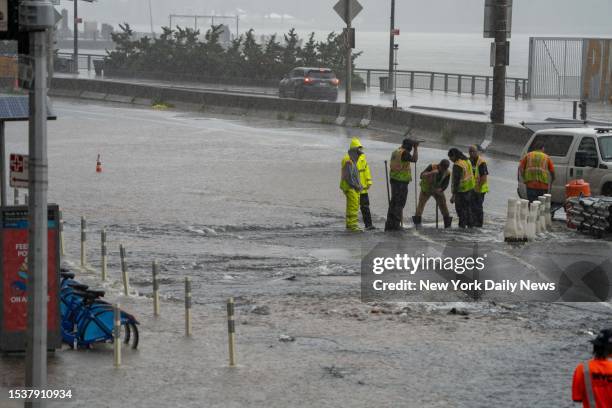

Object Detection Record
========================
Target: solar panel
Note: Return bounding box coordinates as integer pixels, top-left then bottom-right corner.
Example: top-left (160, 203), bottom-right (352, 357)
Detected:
top-left (0, 95), bottom-right (56, 121)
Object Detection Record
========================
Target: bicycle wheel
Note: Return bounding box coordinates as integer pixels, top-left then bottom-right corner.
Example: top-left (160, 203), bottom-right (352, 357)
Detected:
top-left (124, 322), bottom-right (139, 349)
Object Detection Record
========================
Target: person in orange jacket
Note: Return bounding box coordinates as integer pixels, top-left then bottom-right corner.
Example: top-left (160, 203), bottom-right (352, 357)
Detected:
top-left (572, 328), bottom-right (612, 408)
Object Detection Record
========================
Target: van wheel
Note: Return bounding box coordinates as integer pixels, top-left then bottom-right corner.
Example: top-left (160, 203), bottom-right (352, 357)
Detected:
top-left (602, 183), bottom-right (612, 196)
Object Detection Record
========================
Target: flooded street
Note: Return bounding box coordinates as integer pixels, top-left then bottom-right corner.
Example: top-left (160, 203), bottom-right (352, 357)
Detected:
top-left (1, 99), bottom-right (610, 407)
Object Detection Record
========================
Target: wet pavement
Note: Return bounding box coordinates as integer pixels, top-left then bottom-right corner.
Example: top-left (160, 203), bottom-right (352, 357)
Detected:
top-left (0, 99), bottom-right (610, 407)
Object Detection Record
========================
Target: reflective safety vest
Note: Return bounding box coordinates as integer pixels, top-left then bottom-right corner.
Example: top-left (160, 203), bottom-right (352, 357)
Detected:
top-left (522, 151), bottom-right (550, 185)
top-left (340, 154), bottom-right (370, 192)
top-left (472, 156), bottom-right (489, 193)
top-left (389, 148), bottom-right (412, 183)
top-left (456, 159), bottom-right (476, 193)
top-left (420, 164), bottom-right (450, 194)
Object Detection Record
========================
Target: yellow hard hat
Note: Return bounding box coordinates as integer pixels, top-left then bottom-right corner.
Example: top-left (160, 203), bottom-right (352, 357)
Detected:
top-left (349, 137), bottom-right (363, 150)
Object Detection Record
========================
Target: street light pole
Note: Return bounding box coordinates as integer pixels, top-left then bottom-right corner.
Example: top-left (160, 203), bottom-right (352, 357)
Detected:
top-left (388, 0), bottom-right (395, 93)
top-left (393, 44), bottom-right (398, 109)
top-left (491, 0), bottom-right (508, 124)
top-left (344, 0), bottom-right (352, 105)
top-left (73, 0), bottom-right (78, 73)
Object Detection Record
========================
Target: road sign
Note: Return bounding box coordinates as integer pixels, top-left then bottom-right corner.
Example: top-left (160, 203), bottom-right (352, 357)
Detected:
top-left (9, 153), bottom-right (28, 188)
top-left (483, 0), bottom-right (512, 38)
top-left (334, 0), bottom-right (363, 25)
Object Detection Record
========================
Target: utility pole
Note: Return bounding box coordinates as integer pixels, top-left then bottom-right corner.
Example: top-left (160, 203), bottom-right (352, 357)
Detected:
top-left (22, 1), bottom-right (54, 406)
top-left (491, 0), bottom-right (508, 124)
top-left (388, 0), bottom-right (395, 93)
top-left (148, 0), bottom-right (155, 38)
top-left (344, 0), bottom-right (352, 105)
top-left (73, 0), bottom-right (78, 73)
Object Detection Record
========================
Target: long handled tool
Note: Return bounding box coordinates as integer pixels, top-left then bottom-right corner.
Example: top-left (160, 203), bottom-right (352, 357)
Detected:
top-left (384, 160), bottom-right (391, 206)
top-left (436, 201), bottom-right (439, 229)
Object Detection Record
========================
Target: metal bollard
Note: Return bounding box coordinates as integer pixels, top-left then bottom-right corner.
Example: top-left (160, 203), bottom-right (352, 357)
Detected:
top-left (227, 297), bottom-right (236, 367)
top-left (113, 303), bottom-right (121, 367)
top-left (59, 210), bottom-right (65, 257)
top-left (152, 261), bottom-right (160, 317)
top-left (119, 244), bottom-right (130, 296)
top-left (13, 188), bottom-right (18, 205)
top-left (101, 229), bottom-right (107, 281)
top-left (80, 217), bottom-right (87, 268)
top-left (185, 277), bottom-right (192, 336)
top-left (24, 194), bottom-right (28, 205)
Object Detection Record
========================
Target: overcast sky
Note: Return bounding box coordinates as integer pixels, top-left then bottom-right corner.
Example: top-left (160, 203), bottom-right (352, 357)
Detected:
top-left (70, 0), bottom-right (612, 35)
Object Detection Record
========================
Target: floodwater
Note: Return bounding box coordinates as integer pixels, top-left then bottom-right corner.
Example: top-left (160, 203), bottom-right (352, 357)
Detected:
top-left (0, 99), bottom-right (610, 407)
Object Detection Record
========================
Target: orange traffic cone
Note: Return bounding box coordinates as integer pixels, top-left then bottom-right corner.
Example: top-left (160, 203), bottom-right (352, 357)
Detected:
top-left (96, 154), bottom-right (102, 173)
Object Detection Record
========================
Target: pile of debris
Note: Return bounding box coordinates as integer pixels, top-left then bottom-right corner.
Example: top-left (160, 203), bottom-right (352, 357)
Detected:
top-left (566, 196), bottom-right (612, 236)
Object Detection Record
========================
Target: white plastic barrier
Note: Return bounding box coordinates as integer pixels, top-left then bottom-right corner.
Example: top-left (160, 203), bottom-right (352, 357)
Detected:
top-left (518, 199), bottom-right (529, 240)
top-left (544, 194), bottom-right (552, 230)
top-left (527, 201), bottom-right (540, 241)
top-left (504, 199), bottom-right (519, 241)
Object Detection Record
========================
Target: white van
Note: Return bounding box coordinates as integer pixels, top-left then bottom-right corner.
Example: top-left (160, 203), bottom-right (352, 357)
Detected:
top-left (518, 127), bottom-right (612, 206)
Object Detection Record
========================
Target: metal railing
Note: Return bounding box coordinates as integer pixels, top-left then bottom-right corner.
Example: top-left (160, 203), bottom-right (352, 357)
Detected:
top-left (355, 68), bottom-right (528, 99)
top-left (56, 52), bottom-right (529, 99)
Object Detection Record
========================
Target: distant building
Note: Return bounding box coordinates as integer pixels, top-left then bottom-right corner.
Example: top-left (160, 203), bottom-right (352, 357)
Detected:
top-left (57, 8), bottom-right (71, 39)
top-left (218, 24), bottom-right (231, 45)
top-left (83, 21), bottom-right (98, 40)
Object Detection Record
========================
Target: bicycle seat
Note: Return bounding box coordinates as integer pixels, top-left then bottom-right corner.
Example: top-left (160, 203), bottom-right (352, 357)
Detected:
top-left (61, 272), bottom-right (75, 280)
top-left (86, 289), bottom-right (105, 298)
top-left (68, 282), bottom-right (89, 291)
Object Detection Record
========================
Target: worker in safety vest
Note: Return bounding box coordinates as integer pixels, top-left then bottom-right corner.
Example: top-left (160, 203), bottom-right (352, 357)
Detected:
top-left (384, 138), bottom-right (419, 231)
top-left (413, 159), bottom-right (452, 228)
top-left (519, 140), bottom-right (555, 203)
top-left (340, 137), bottom-right (375, 230)
top-left (572, 328), bottom-right (612, 408)
top-left (469, 145), bottom-right (489, 228)
top-left (340, 138), bottom-right (365, 232)
top-left (448, 148), bottom-right (476, 228)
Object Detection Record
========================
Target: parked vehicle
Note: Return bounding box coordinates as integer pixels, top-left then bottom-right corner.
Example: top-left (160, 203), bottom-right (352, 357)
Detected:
top-left (518, 127), bottom-right (612, 206)
top-left (279, 67), bottom-right (339, 101)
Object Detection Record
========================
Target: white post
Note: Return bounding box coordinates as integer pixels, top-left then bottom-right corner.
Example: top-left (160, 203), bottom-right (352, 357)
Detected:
top-left (185, 277), bottom-right (192, 336)
top-left (152, 261), bottom-right (160, 317)
top-left (80, 216), bottom-right (86, 267)
top-left (120, 244), bottom-right (129, 296)
top-left (504, 199), bottom-right (519, 241)
top-left (544, 194), bottom-right (552, 230)
top-left (100, 229), bottom-right (107, 281)
top-left (527, 202), bottom-right (540, 241)
top-left (113, 303), bottom-right (121, 367)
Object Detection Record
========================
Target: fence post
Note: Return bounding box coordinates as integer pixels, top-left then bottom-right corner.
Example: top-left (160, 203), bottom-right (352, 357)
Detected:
top-left (485, 77), bottom-right (490, 97)
top-left (444, 74), bottom-right (448, 93)
top-left (471, 76), bottom-right (476, 95)
top-left (366, 70), bottom-right (371, 90)
top-left (120, 244), bottom-right (129, 296)
top-left (522, 79), bottom-right (527, 99)
top-left (59, 210), bottom-right (65, 257)
top-left (101, 229), bottom-right (107, 281)
top-left (410, 71), bottom-right (414, 90)
top-left (430, 72), bottom-right (435, 91)
top-left (515, 79), bottom-right (519, 100)
top-left (113, 303), bottom-right (121, 367)
top-left (13, 188), bottom-right (18, 205)
top-left (457, 75), bottom-right (462, 94)
top-left (185, 277), bottom-right (192, 336)
top-left (80, 217), bottom-right (87, 268)
top-left (227, 298), bottom-right (236, 367)
top-left (87, 55), bottom-right (91, 72)
top-left (152, 261), bottom-right (160, 317)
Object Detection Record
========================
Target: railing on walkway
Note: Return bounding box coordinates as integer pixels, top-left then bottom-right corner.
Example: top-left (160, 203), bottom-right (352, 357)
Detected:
top-left (56, 52), bottom-right (529, 99)
top-left (355, 68), bottom-right (528, 99)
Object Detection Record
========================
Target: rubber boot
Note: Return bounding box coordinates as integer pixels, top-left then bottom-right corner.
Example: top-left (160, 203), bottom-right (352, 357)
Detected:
top-left (443, 216), bottom-right (453, 228)
top-left (412, 216), bottom-right (422, 228)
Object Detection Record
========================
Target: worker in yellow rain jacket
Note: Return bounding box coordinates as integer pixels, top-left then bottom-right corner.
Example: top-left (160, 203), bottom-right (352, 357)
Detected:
top-left (469, 145), bottom-right (489, 227)
top-left (448, 148), bottom-right (476, 228)
top-left (340, 138), bottom-right (365, 231)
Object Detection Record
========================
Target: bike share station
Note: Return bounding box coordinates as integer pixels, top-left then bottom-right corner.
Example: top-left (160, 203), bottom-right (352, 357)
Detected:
top-left (0, 95), bottom-right (59, 352)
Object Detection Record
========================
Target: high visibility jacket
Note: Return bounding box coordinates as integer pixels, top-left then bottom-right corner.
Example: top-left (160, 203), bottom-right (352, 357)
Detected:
top-left (389, 148), bottom-right (412, 183)
top-left (572, 358), bottom-right (612, 408)
top-left (420, 164), bottom-right (450, 194)
top-left (456, 159), bottom-right (476, 193)
top-left (340, 154), bottom-right (371, 193)
top-left (522, 151), bottom-right (550, 185)
top-left (472, 156), bottom-right (489, 193)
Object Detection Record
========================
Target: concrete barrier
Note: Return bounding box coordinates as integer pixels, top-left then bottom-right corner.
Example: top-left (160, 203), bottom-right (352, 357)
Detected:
top-left (50, 77), bottom-right (533, 157)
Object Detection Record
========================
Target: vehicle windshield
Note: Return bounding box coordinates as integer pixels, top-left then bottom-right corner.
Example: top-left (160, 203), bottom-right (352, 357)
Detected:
top-left (598, 136), bottom-right (612, 161)
top-left (307, 71), bottom-right (335, 79)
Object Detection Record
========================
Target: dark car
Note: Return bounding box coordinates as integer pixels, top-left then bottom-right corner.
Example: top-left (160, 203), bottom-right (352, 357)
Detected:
top-left (279, 67), bottom-right (339, 101)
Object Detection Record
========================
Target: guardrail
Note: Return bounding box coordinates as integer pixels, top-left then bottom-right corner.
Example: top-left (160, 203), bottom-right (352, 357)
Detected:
top-left (56, 53), bottom-right (529, 99)
top-left (355, 68), bottom-right (528, 100)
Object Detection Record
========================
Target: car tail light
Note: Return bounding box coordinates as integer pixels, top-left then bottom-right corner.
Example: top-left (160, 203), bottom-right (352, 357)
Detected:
top-left (331, 78), bottom-right (339, 86)
top-left (304, 77), bottom-right (313, 84)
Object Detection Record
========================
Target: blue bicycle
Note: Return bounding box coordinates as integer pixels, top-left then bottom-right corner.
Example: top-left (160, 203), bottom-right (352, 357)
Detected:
top-left (60, 271), bottom-right (139, 349)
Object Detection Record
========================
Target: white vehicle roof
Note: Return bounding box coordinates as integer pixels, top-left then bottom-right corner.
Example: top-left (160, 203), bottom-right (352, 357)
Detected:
top-left (536, 127), bottom-right (612, 137)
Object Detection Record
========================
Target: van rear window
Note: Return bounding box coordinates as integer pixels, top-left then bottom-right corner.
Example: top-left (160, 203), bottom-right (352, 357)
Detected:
top-left (529, 134), bottom-right (574, 157)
